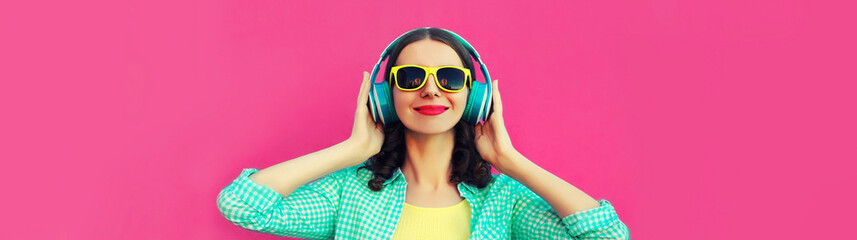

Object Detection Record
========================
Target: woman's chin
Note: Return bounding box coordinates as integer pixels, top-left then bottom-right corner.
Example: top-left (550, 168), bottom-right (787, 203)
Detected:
top-left (402, 122), bottom-right (457, 136)
top-left (398, 110), bottom-right (464, 135)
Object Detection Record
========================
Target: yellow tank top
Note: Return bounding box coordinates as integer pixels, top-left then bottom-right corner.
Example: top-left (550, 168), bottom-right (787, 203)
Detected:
top-left (391, 199), bottom-right (472, 240)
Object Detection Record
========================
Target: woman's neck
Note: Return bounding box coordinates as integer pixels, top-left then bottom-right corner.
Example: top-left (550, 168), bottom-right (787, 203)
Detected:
top-left (401, 128), bottom-right (455, 190)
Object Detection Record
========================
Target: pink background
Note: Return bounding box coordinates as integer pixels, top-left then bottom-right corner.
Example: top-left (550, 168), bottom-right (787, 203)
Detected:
top-left (2, 0), bottom-right (855, 239)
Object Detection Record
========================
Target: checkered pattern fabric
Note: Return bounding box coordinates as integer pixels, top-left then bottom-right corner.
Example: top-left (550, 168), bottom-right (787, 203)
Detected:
top-left (217, 162), bottom-right (630, 239)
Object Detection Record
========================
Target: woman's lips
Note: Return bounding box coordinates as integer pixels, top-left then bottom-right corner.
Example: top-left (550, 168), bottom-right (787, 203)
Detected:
top-left (414, 105), bottom-right (449, 116)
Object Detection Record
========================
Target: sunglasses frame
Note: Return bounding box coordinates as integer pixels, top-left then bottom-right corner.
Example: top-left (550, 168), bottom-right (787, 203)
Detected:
top-left (389, 65), bottom-right (472, 93)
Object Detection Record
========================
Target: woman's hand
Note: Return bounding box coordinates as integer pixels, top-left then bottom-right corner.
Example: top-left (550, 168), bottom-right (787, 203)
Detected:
top-left (474, 80), bottom-right (520, 173)
top-left (346, 71), bottom-right (385, 161)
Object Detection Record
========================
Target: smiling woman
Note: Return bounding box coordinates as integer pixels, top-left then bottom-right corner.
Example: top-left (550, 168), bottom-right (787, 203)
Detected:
top-left (392, 39), bottom-right (471, 134)
top-left (216, 27), bottom-right (630, 239)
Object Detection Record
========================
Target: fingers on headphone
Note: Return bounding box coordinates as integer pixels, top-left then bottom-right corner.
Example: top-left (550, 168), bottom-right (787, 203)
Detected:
top-left (491, 79), bottom-right (501, 114)
top-left (359, 71), bottom-right (370, 105)
top-left (361, 72), bottom-right (370, 93)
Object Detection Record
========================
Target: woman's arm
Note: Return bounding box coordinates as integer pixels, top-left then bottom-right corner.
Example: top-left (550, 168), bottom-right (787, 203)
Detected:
top-left (499, 151), bottom-right (630, 239)
top-left (248, 139), bottom-right (367, 197)
top-left (496, 151), bottom-right (600, 217)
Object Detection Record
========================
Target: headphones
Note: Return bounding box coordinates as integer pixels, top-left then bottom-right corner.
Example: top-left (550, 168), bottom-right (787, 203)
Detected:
top-left (368, 27), bottom-right (493, 126)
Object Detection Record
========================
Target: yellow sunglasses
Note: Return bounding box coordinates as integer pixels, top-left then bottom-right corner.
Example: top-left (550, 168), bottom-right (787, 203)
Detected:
top-left (390, 65), bottom-right (472, 93)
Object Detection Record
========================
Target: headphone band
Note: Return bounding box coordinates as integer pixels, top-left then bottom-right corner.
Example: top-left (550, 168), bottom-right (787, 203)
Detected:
top-left (369, 27), bottom-right (491, 87)
top-left (369, 27), bottom-right (493, 126)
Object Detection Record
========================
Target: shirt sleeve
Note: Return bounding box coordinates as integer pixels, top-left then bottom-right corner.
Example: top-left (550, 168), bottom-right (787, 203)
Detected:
top-left (216, 168), bottom-right (347, 240)
top-left (509, 183), bottom-right (630, 239)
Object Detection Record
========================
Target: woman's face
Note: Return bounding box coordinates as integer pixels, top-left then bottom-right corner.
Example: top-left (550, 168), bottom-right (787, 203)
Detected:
top-left (392, 39), bottom-right (470, 135)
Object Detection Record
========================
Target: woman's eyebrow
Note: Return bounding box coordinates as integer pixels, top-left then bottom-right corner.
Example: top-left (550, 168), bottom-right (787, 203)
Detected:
top-left (429, 64), bottom-right (465, 67)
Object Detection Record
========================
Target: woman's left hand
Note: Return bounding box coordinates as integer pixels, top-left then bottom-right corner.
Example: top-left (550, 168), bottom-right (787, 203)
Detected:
top-left (474, 80), bottom-right (520, 173)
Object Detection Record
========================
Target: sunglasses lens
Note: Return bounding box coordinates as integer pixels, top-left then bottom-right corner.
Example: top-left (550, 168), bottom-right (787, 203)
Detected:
top-left (437, 68), bottom-right (466, 91)
top-left (396, 66), bottom-right (426, 89)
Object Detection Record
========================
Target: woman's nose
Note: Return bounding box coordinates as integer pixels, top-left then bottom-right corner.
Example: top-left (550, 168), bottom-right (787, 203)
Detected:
top-left (421, 74), bottom-right (441, 97)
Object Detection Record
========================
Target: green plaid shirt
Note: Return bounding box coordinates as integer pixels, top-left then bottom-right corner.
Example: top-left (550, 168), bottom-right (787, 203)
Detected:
top-left (217, 162), bottom-right (630, 239)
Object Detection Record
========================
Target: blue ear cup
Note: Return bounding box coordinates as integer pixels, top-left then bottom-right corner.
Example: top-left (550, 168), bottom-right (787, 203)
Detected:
top-left (369, 27), bottom-right (492, 126)
top-left (368, 79), bottom-right (398, 125)
top-left (462, 75), bottom-right (492, 125)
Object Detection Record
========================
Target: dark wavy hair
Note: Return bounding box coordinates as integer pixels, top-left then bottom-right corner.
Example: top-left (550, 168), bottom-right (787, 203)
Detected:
top-left (359, 28), bottom-right (493, 192)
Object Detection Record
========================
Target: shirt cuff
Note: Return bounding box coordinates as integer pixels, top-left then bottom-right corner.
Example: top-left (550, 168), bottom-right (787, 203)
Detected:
top-left (561, 199), bottom-right (621, 235)
top-left (225, 168), bottom-right (283, 213)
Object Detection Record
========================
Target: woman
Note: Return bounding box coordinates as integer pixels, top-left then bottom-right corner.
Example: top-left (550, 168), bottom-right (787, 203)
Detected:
top-left (217, 27), bottom-right (630, 239)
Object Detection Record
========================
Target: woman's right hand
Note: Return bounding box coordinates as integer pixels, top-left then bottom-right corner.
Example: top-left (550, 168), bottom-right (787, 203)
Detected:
top-left (347, 71), bottom-right (385, 161)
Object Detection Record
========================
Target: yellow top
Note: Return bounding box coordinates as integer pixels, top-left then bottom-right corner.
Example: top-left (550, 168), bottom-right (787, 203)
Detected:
top-left (391, 199), bottom-right (472, 240)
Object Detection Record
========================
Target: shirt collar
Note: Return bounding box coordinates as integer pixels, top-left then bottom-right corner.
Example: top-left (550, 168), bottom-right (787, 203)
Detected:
top-left (382, 168), bottom-right (405, 186)
top-left (382, 167), bottom-right (479, 195)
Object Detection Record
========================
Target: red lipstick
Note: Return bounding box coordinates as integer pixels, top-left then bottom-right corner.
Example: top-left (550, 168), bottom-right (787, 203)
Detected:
top-left (414, 105), bottom-right (449, 116)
